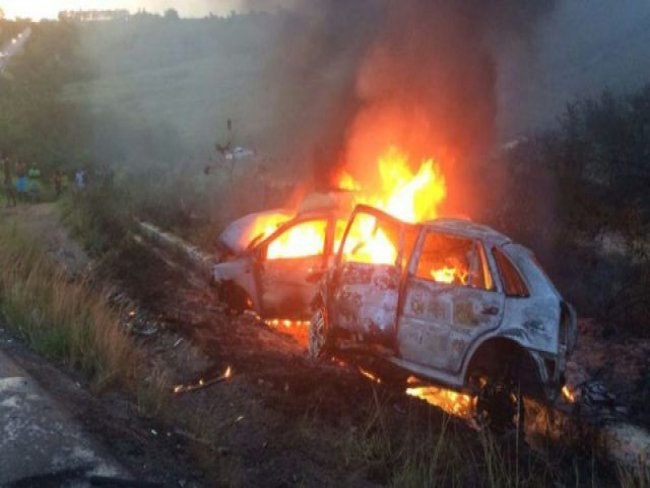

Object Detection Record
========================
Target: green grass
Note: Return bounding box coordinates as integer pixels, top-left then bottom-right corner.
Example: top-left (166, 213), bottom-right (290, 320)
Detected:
top-left (0, 222), bottom-right (136, 388)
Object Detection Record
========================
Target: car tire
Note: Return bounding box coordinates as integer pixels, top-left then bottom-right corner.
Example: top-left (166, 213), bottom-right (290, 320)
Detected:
top-left (474, 372), bottom-right (525, 436)
top-left (219, 281), bottom-right (248, 315)
top-left (308, 306), bottom-right (334, 360)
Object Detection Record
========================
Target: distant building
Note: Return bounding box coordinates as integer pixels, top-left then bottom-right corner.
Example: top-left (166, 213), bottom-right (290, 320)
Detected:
top-left (58, 10), bottom-right (130, 22)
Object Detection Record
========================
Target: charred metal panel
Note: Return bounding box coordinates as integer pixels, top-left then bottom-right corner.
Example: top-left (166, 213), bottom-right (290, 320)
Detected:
top-left (500, 296), bottom-right (559, 353)
top-left (398, 278), bottom-right (504, 373)
top-left (260, 256), bottom-right (322, 319)
top-left (213, 258), bottom-right (260, 312)
top-left (332, 263), bottom-right (400, 341)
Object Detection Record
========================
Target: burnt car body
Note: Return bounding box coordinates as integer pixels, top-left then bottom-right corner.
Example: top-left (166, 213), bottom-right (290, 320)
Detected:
top-left (213, 205), bottom-right (351, 319)
top-left (310, 205), bottom-right (578, 413)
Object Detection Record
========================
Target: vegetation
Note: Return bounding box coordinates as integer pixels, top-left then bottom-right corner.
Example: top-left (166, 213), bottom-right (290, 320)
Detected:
top-left (0, 223), bottom-right (134, 387)
top-left (340, 390), bottom-right (649, 487)
top-left (491, 87), bottom-right (650, 336)
top-left (0, 19), bottom-right (92, 173)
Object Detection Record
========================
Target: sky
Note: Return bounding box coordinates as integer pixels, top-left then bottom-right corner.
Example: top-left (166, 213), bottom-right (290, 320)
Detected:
top-left (0, 1), bottom-right (286, 19)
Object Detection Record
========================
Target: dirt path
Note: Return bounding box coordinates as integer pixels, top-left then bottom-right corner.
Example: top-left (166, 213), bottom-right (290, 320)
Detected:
top-left (1, 203), bottom-right (90, 275)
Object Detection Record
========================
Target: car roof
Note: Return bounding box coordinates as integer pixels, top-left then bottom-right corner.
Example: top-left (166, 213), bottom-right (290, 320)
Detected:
top-left (350, 205), bottom-right (511, 246)
top-left (424, 218), bottom-right (511, 246)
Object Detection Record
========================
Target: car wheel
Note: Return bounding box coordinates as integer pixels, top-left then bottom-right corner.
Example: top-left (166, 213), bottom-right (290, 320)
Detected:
top-left (219, 281), bottom-right (248, 315)
top-left (475, 374), bottom-right (525, 436)
top-left (308, 306), bottom-right (333, 359)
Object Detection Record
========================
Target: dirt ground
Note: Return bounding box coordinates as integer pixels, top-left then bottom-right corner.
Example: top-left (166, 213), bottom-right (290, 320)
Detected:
top-left (2, 202), bottom-right (649, 486)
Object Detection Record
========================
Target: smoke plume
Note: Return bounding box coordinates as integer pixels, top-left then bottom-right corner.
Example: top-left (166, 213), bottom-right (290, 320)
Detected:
top-left (269, 0), bottom-right (558, 216)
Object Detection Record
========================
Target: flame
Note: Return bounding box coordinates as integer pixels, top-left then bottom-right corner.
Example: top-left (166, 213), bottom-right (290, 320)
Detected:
top-left (405, 376), bottom-right (476, 418)
top-left (338, 171), bottom-right (362, 191)
top-left (265, 319), bottom-right (310, 329)
top-left (254, 146), bottom-right (448, 266)
top-left (335, 146), bottom-right (447, 266)
top-left (431, 266), bottom-right (468, 285)
top-left (248, 213), bottom-right (293, 246)
top-left (339, 213), bottom-right (398, 265)
top-left (339, 146), bottom-right (446, 224)
top-left (267, 220), bottom-right (327, 260)
top-left (561, 385), bottom-right (576, 403)
top-left (358, 367), bottom-right (382, 384)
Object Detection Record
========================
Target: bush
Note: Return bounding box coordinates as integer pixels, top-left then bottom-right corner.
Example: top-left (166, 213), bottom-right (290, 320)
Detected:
top-left (487, 86), bottom-right (650, 336)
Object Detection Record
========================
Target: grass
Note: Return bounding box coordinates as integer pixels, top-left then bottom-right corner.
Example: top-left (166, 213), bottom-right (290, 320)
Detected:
top-left (0, 222), bottom-right (136, 388)
top-left (338, 386), bottom-right (650, 488)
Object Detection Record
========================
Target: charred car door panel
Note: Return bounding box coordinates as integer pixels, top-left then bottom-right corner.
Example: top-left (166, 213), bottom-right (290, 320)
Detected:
top-left (329, 208), bottom-right (406, 345)
top-left (397, 231), bottom-right (504, 373)
top-left (259, 218), bottom-right (329, 318)
top-left (333, 263), bottom-right (401, 341)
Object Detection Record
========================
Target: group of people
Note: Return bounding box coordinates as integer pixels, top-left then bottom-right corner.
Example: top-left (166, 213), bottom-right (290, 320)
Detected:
top-left (1, 151), bottom-right (88, 208)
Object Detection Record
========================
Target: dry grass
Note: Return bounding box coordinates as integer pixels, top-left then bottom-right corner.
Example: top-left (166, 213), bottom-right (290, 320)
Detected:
top-left (0, 223), bottom-right (136, 388)
top-left (340, 386), bottom-right (650, 488)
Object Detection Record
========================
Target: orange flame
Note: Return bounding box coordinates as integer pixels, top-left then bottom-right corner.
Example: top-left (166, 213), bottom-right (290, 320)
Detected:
top-left (339, 146), bottom-right (446, 224)
top-left (267, 220), bottom-right (327, 259)
top-left (336, 146), bottom-right (447, 266)
top-left (338, 171), bottom-right (362, 191)
top-left (258, 147), bottom-right (449, 270)
top-left (358, 367), bottom-right (382, 384)
top-left (248, 213), bottom-right (293, 246)
top-left (561, 385), bottom-right (576, 403)
top-left (405, 376), bottom-right (476, 418)
top-left (431, 266), bottom-right (469, 285)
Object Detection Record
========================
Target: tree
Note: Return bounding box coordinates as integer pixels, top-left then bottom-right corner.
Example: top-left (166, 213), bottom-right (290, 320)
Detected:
top-left (164, 8), bottom-right (180, 20)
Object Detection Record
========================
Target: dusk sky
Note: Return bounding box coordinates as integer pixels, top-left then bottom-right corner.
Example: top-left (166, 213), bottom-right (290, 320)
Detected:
top-left (0, 1), bottom-right (294, 19)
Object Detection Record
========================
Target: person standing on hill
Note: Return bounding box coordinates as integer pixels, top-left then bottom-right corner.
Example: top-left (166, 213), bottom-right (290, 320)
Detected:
top-left (15, 160), bottom-right (27, 202)
top-left (28, 164), bottom-right (41, 202)
top-left (2, 153), bottom-right (17, 207)
top-left (75, 168), bottom-right (86, 190)
top-left (52, 170), bottom-right (63, 198)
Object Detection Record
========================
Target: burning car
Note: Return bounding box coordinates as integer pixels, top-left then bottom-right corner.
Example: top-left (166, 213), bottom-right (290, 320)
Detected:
top-left (212, 192), bottom-right (354, 319)
top-left (309, 204), bottom-right (578, 427)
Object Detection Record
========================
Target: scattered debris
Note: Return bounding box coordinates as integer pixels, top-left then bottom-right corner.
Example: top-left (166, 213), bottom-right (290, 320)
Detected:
top-left (173, 428), bottom-right (215, 450)
top-left (172, 366), bottom-right (233, 394)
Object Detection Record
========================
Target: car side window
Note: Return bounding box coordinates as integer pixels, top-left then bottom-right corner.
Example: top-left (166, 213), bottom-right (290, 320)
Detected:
top-left (340, 213), bottom-right (401, 265)
top-left (492, 248), bottom-right (530, 297)
top-left (266, 219), bottom-right (327, 260)
top-left (414, 232), bottom-right (492, 290)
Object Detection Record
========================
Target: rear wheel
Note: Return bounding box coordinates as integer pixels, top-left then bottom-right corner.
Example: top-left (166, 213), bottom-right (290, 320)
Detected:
top-left (308, 306), bottom-right (334, 359)
top-left (474, 372), bottom-right (525, 435)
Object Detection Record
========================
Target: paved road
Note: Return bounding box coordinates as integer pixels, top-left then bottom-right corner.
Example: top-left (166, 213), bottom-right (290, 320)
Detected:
top-left (0, 346), bottom-right (129, 486)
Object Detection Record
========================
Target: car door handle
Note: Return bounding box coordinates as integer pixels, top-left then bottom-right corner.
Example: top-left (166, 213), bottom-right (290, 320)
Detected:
top-left (481, 306), bottom-right (499, 316)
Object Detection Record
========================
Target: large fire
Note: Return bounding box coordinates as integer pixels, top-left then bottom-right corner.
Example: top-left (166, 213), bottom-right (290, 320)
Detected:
top-left (338, 146), bottom-right (446, 224)
top-left (258, 146), bottom-right (463, 285)
top-left (335, 146), bottom-right (448, 268)
top-left (267, 220), bottom-right (327, 259)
